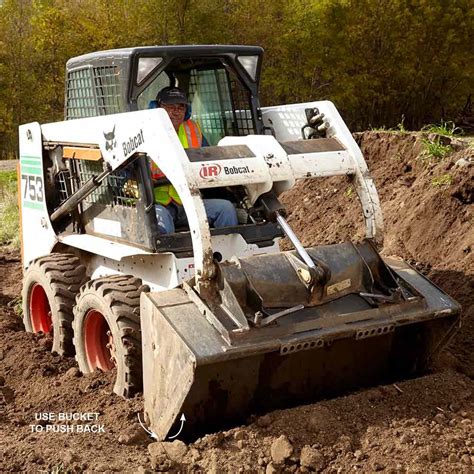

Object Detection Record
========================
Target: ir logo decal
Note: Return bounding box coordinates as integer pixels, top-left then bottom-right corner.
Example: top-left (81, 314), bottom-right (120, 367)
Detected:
top-left (199, 163), bottom-right (222, 179)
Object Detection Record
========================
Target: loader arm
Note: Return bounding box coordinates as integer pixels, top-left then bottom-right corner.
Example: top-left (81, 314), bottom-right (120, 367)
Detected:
top-left (38, 102), bottom-right (382, 293)
top-left (261, 100), bottom-right (384, 241)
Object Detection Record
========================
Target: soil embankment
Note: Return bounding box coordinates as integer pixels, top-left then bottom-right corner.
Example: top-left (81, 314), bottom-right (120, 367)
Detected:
top-left (0, 131), bottom-right (473, 472)
top-left (281, 131), bottom-right (473, 377)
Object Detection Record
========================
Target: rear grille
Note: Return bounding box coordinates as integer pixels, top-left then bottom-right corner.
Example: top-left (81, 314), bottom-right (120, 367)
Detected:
top-left (65, 66), bottom-right (123, 120)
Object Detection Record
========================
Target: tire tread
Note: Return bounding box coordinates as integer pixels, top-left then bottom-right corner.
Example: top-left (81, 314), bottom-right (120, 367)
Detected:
top-left (22, 253), bottom-right (87, 356)
top-left (73, 275), bottom-right (149, 398)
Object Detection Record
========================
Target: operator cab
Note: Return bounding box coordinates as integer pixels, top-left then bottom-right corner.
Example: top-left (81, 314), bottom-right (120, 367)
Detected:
top-left (135, 52), bottom-right (260, 144)
top-left (58, 46), bottom-right (283, 254)
top-left (66, 45), bottom-right (264, 139)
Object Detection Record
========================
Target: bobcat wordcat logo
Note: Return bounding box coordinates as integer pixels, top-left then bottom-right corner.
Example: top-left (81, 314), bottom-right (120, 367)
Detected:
top-left (199, 163), bottom-right (252, 179)
top-left (122, 129), bottom-right (144, 156)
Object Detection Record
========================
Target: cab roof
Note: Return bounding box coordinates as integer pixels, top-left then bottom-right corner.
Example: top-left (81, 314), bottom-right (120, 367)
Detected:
top-left (66, 45), bottom-right (264, 71)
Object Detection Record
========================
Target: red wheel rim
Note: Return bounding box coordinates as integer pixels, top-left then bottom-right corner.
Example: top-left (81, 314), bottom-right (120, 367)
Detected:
top-left (84, 310), bottom-right (115, 371)
top-left (29, 283), bottom-right (52, 333)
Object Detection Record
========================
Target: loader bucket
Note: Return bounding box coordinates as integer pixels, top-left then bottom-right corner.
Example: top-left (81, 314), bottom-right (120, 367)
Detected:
top-left (141, 242), bottom-right (460, 440)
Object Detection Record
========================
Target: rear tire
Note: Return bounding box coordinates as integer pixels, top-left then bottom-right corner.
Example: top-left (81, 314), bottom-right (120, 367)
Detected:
top-left (72, 275), bottom-right (148, 398)
top-left (22, 253), bottom-right (87, 356)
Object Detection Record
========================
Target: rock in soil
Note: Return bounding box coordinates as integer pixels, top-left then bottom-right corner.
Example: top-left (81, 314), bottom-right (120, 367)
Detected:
top-left (257, 414), bottom-right (273, 427)
top-left (271, 435), bottom-right (294, 464)
top-left (148, 443), bottom-right (172, 471)
top-left (299, 445), bottom-right (326, 470)
top-left (63, 367), bottom-right (81, 379)
top-left (161, 440), bottom-right (188, 462)
top-left (266, 462), bottom-right (279, 474)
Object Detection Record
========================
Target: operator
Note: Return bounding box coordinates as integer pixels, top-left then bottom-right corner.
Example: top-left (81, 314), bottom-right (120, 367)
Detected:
top-left (151, 86), bottom-right (238, 234)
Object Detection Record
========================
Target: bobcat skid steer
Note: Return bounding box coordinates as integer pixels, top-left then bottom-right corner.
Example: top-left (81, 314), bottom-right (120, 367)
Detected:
top-left (18, 46), bottom-right (461, 439)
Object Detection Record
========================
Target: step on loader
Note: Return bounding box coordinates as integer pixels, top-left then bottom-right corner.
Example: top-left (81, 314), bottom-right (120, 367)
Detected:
top-left (18, 45), bottom-right (461, 439)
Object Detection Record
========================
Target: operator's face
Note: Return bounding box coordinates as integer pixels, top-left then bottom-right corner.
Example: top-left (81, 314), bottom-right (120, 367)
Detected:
top-left (162, 103), bottom-right (186, 131)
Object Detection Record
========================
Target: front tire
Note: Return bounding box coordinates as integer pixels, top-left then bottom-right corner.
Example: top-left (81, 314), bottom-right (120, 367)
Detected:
top-left (22, 253), bottom-right (87, 356)
top-left (73, 275), bottom-right (148, 398)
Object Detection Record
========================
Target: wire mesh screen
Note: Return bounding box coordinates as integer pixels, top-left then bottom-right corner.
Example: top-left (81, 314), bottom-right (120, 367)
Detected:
top-left (188, 68), bottom-right (255, 145)
top-left (56, 159), bottom-right (139, 209)
top-left (228, 73), bottom-right (254, 136)
top-left (65, 68), bottom-right (98, 119)
top-left (65, 66), bottom-right (123, 119)
top-left (93, 66), bottom-right (123, 115)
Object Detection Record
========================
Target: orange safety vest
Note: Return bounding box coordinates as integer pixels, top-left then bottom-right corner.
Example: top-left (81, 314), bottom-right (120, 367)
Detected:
top-left (151, 120), bottom-right (203, 206)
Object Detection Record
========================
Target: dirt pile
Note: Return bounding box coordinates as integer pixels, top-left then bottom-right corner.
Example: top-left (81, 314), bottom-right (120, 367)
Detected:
top-left (282, 131), bottom-right (473, 271)
top-left (1, 131), bottom-right (473, 472)
top-left (281, 131), bottom-right (473, 375)
top-left (147, 371), bottom-right (474, 473)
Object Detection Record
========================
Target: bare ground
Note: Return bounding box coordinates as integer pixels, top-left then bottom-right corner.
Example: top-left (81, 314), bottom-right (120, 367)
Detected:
top-left (0, 160), bottom-right (18, 172)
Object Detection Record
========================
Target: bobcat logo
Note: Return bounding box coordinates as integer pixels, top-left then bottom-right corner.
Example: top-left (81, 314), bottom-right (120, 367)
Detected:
top-left (103, 125), bottom-right (117, 151)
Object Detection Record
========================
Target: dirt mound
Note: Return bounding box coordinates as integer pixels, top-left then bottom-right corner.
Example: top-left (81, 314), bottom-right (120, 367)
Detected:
top-left (281, 131), bottom-right (474, 376)
top-left (1, 131), bottom-right (473, 472)
top-left (282, 131), bottom-right (473, 272)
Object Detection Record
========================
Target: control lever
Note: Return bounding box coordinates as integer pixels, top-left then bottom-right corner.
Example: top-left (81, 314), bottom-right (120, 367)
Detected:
top-left (301, 107), bottom-right (329, 139)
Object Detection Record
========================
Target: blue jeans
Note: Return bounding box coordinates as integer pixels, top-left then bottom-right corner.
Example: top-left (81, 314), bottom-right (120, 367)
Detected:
top-left (155, 199), bottom-right (238, 234)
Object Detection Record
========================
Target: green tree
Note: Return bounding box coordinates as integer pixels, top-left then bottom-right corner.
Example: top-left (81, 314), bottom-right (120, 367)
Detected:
top-left (0, 0), bottom-right (472, 160)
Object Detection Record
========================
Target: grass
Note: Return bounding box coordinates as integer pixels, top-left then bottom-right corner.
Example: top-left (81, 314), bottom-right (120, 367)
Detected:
top-left (431, 174), bottom-right (453, 187)
top-left (422, 120), bottom-right (463, 136)
top-left (10, 295), bottom-right (23, 318)
top-left (421, 137), bottom-right (452, 160)
top-left (0, 169), bottom-right (20, 249)
top-left (394, 116), bottom-right (408, 134)
top-left (370, 118), bottom-right (464, 139)
top-left (369, 116), bottom-right (409, 134)
top-left (369, 125), bottom-right (389, 132)
top-left (0, 169), bottom-right (17, 187)
top-left (345, 186), bottom-right (354, 198)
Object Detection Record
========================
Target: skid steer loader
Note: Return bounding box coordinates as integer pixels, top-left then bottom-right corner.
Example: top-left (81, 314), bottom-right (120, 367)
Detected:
top-left (18, 45), bottom-right (461, 439)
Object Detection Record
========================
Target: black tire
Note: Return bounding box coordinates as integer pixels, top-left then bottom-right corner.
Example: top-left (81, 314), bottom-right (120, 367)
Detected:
top-left (72, 275), bottom-right (149, 398)
top-left (22, 253), bottom-right (87, 356)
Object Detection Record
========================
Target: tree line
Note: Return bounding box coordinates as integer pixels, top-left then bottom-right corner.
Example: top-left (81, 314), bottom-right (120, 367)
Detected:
top-left (0, 0), bottom-right (472, 159)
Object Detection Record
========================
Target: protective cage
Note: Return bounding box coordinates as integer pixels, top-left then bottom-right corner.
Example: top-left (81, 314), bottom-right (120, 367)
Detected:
top-left (53, 156), bottom-right (155, 248)
top-left (65, 65), bottom-right (124, 120)
top-left (64, 45), bottom-right (265, 139)
top-left (187, 67), bottom-right (255, 145)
